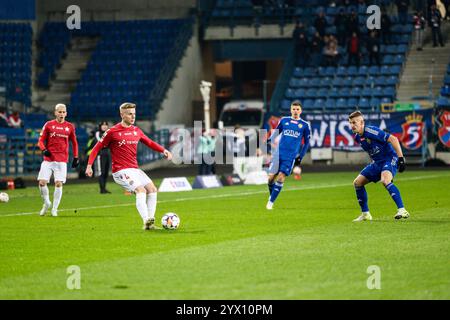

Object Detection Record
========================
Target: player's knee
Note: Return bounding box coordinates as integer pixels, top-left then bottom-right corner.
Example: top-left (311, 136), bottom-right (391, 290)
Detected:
top-left (148, 186), bottom-right (157, 193)
top-left (38, 180), bottom-right (47, 187)
top-left (135, 187), bottom-right (146, 194)
top-left (277, 175), bottom-right (286, 183)
top-left (55, 181), bottom-right (63, 188)
top-left (353, 178), bottom-right (362, 188)
top-left (380, 177), bottom-right (391, 186)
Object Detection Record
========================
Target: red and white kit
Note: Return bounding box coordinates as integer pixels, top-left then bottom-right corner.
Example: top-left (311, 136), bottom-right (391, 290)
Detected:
top-left (87, 123), bottom-right (165, 192)
top-left (37, 120), bottom-right (78, 183)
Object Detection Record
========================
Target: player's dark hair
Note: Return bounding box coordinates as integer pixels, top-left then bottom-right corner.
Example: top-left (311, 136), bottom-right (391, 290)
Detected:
top-left (348, 110), bottom-right (364, 119)
top-left (291, 100), bottom-right (302, 108)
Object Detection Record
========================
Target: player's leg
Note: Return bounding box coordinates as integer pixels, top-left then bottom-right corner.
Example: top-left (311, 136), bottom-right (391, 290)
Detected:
top-left (112, 169), bottom-right (150, 228)
top-left (267, 152), bottom-right (280, 196)
top-left (352, 174), bottom-right (372, 221)
top-left (37, 161), bottom-right (52, 216)
top-left (51, 162), bottom-right (67, 217)
top-left (380, 169), bottom-right (409, 219)
top-left (143, 180), bottom-right (159, 230)
top-left (134, 186), bottom-right (151, 228)
top-left (267, 173), bottom-right (277, 196)
top-left (51, 180), bottom-right (63, 217)
top-left (267, 158), bottom-right (292, 209)
top-left (352, 164), bottom-right (374, 222)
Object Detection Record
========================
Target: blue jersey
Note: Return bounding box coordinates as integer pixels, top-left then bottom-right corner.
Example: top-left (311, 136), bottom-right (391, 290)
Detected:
top-left (355, 125), bottom-right (396, 162)
top-left (271, 116), bottom-right (311, 160)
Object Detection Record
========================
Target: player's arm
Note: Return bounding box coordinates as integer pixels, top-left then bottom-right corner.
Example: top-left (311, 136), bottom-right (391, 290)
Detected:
top-left (140, 131), bottom-right (172, 161)
top-left (388, 134), bottom-right (406, 172)
top-left (38, 124), bottom-right (51, 157)
top-left (297, 123), bottom-right (311, 164)
top-left (69, 126), bottom-right (79, 168)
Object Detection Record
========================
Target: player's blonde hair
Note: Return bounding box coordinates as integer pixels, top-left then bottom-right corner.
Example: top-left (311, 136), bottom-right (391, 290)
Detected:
top-left (119, 102), bottom-right (136, 113)
top-left (348, 110), bottom-right (364, 120)
top-left (55, 103), bottom-right (66, 111)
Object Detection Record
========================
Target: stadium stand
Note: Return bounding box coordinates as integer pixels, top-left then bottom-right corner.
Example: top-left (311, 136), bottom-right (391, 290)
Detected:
top-left (36, 19), bottom-right (193, 120)
top-left (437, 62), bottom-right (450, 107)
top-left (0, 23), bottom-right (32, 106)
top-left (275, 5), bottom-right (412, 113)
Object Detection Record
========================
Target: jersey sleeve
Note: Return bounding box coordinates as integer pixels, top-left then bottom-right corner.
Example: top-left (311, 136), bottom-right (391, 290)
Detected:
top-left (69, 125), bottom-right (79, 158)
top-left (299, 122), bottom-right (311, 159)
top-left (88, 129), bottom-right (112, 165)
top-left (364, 126), bottom-right (390, 143)
top-left (139, 129), bottom-right (165, 153)
top-left (37, 122), bottom-right (49, 151)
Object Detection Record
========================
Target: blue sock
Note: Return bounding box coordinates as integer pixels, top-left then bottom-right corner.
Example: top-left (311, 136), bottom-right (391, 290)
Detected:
top-left (269, 182), bottom-right (284, 203)
top-left (268, 182), bottom-right (274, 195)
top-left (385, 183), bottom-right (404, 209)
top-left (355, 186), bottom-right (369, 212)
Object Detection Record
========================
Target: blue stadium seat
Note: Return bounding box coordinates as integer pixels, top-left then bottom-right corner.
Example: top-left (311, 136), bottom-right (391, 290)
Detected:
top-left (325, 98), bottom-right (336, 109)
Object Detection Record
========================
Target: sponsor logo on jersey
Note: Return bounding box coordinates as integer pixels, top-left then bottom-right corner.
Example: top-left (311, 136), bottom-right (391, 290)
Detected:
top-left (290, 120), bottom-right (298, 124)
top-left (283, 129), bottom-right (301, 138)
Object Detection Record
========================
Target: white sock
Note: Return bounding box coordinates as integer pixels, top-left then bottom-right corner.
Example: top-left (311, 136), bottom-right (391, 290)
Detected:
top-left (147, 193), bottom-right (157, 220)
top-left (136, 193), bottom-right (149, 222)
top-left (52, 186), bottom-right (63, 210)
top-left (39, 185), bottom-right (50, 204)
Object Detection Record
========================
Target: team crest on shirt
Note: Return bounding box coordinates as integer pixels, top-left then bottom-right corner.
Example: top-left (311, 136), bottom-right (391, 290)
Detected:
top-left (65, 127), bottom-right (69, 132)
top-left (366, 138), bottom-right (371, 144)
top-left (401, 114), bottom-right (424, 150)
top-left (133, 131), bottom-right (137, 136)
top-left (298, 124), bottom-right (303, 129)
top-left (285, 122), bottom-right (289, 126)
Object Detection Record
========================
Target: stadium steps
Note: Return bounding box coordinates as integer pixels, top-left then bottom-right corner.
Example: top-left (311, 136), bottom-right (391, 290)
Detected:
top-left (37, 36), bottom-right (99, 111)
top-left (397, 22), bottom-right (450, 101)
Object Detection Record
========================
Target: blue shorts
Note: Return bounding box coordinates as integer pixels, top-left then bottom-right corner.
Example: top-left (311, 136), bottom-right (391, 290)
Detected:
top-left (268, 157), bottom-right (296, 176)
top-left (360, 157), bottom-right (398, 183)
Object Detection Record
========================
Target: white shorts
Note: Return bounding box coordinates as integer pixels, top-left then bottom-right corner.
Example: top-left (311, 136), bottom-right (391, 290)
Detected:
top-left (37, 161), bottom-right (68, 183)
top-left (112, 168), bottom-right (152, 192)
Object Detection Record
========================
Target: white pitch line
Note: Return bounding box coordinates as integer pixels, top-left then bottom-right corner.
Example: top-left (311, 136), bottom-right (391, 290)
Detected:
top-left (1, 174), bottom-right (448, 218)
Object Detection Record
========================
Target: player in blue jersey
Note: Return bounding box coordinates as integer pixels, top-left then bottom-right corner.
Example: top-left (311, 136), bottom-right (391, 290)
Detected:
top-left (266, 100), bottom-right (311, 210)
top-left (349, 111), bottom-right (409, 221)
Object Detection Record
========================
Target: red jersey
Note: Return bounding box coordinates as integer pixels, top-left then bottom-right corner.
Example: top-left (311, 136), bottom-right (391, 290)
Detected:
top-left (38, 120), bottom-right (79, 163)
top-left (87, 123), bottom-right (165, 173)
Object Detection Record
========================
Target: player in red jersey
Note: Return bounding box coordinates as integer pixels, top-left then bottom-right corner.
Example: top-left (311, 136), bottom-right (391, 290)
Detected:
top-left (37, 104), bottom-right (79, 217)
top-left (85, 102), bottom-right (173, 230)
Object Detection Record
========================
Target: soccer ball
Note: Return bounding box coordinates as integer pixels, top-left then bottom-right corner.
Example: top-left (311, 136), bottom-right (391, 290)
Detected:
top-left (161, 213), bottom-right (180, 230)
top-left (293, 166), bottom-right (302, 175)
top-left (0, 192), bottom-right (9, 203)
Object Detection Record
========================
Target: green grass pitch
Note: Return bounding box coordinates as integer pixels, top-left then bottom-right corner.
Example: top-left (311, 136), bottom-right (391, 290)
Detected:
top-left (0, 170), bottom-right (449, 299)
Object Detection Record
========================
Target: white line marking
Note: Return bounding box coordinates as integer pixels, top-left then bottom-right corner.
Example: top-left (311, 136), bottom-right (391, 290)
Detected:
top-left (1, 174), bottom-right (447, 218)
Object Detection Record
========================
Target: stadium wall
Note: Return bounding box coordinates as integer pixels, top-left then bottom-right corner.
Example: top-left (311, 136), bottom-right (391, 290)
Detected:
top-left (36, 0), bottom-right (195, 23)
top-left (155, 20), bottom-right (204, 128)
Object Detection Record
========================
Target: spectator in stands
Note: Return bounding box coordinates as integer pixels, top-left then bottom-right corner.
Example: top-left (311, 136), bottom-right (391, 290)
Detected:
top-left (334, 9), bottom-right (348, 47)
top-left (314, 11), bottom-right (328, 37)
top-left (310, 31), bottom-right (323, 66)
top-left (380, 9), bottom-right (392, 45)
top-left (347, 32), bottom-right (361, 67)
top-left (0, 108), bottom-right (10, 128)
top-left (323, 39), bottom-right (340, 67)
top-left (197, 128), bottom-right (215, 175)
top-left (367, 30), bottom-right (381, 66)
top-left (347, 11), bottom-right (360, 37)
top-left (8, 111), bottom-right (22, 128)
top-left (294, 32), bottom-right (309, 67)
top-left (413, 10), bottom-right (426, 50)
top-left (429, 4), bottom-right (445, 47)
top-left (395, 0), bottom-right (410, 24)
